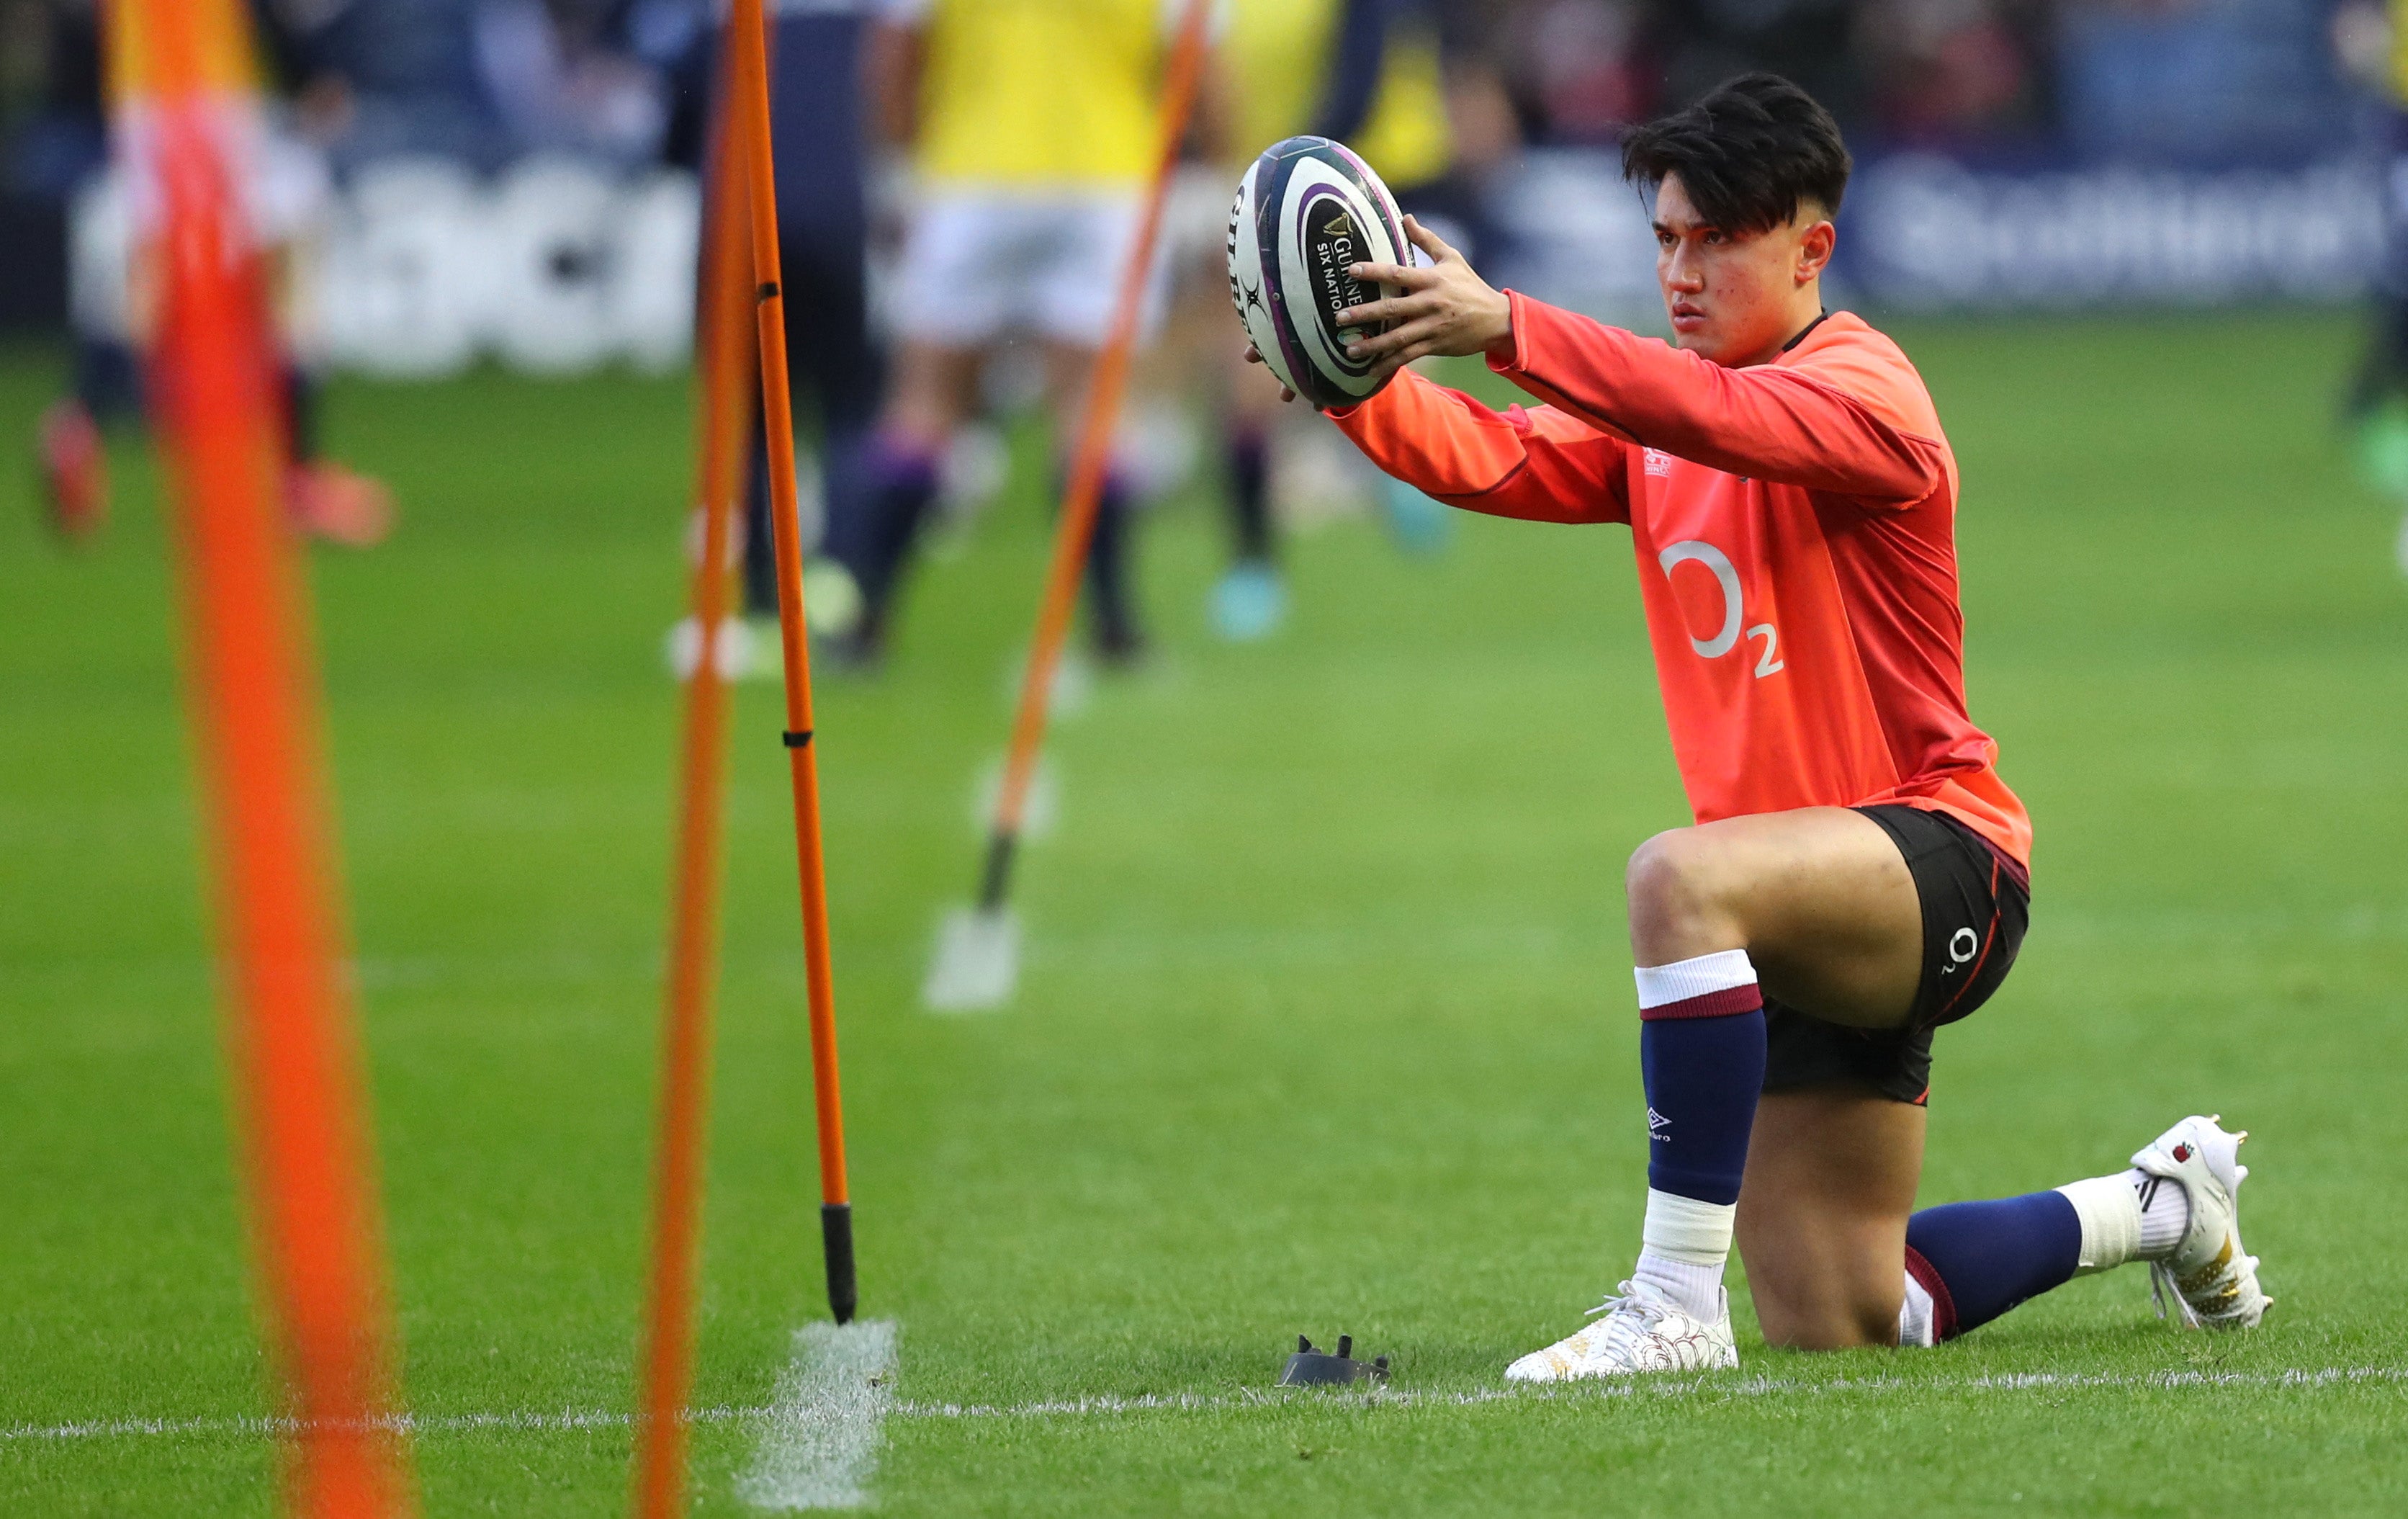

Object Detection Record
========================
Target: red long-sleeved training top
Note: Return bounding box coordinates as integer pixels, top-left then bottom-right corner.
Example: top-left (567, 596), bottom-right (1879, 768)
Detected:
top-left (1329, 292), bottom-right (2031, 868)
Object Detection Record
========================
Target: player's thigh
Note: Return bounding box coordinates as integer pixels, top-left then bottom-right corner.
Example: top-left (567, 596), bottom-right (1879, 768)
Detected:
top-left (1737, 1086), bottom-right (1924, 1349)
top-left (879, 339), bottom-right (981, 444)
top-left (879, 199), bottom-right (1006, 437)
top-left (1627, 806), bottom-right (1920, 1028)
top-left (1040, 339), bottom-right (1098, 442)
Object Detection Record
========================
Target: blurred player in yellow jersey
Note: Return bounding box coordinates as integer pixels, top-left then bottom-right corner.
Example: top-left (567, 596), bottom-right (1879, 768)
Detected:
top-left (851, 0), bottom-right (1226, 665)
top-left (1209, 0), bottom-right (1511, 639)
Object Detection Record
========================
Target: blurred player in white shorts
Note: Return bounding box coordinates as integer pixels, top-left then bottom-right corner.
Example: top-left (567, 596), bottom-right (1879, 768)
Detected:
top-left (855, 0), bottom-right (1217, 664)
top-left (895, 196), bottom-right (1164, 351)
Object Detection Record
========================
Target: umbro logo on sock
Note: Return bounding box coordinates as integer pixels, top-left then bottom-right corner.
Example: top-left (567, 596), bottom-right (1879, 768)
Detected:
top-left (1646, 1108), bottom-right (1671, 1142)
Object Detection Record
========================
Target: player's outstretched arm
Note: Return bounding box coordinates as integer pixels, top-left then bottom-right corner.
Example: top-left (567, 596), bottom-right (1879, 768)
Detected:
top-left (1336, 225), bottom-right (1943, 506)
top-left (1488, 299), bottom-right (1945, 506)
top-left (1240, 352), bottom-right (1630, 526)
top-left (1241, 215), bottom-right (1624, 524)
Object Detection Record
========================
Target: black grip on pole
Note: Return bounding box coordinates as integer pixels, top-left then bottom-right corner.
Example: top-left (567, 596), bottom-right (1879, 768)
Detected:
top-left (821, 1202), bottom-right (856, 1325)
top-left (976, 830), bottom-right (1017, 913)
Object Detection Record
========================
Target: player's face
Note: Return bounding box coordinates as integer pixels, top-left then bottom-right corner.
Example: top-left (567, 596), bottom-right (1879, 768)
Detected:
top-left (1652, 174), bottom-right (1833, 367)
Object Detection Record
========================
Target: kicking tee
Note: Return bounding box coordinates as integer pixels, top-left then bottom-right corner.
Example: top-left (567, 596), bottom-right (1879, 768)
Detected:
top-left (1329, 295), bottom-right (2031, 868)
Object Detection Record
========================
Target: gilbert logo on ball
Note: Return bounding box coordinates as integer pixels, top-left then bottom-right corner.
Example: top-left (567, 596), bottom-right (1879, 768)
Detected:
top-left (1227, 136), bottom-right (1410, 412)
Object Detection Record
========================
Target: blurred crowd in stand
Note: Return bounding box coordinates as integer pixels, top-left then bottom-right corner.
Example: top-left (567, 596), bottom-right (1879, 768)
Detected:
top-left (2, 0), bottom-right (704, 182)
top-left (0, 1), bottom-right (2373, 221)
top-left (1, 0), bottom-right (2397, 639)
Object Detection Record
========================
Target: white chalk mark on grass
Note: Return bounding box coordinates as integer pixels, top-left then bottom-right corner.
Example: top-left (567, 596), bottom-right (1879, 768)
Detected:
top-left (889, 1363), bottom-right (2408, 1420)
top-left (0, 1405), bottom-right (766, 1441)
top-left (8, 1362), bottom-right (2400, 1446)
top-left (737, 1319), bottom-right (899, 1512)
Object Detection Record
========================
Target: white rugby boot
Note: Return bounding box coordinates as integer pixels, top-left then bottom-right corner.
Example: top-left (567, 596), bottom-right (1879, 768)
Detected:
top-left (2130, 1114), bottom-right (2272, 1330)
top-left (1503, 1280), bottom-right (1738, 1382)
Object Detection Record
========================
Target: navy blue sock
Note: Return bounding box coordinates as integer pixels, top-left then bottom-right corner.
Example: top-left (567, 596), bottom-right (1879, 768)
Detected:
top-left (855, 434), bottom-right (940, 634)
top-left (1226, 426), bottom-right (1272, 563)
top-left (1905, 1192), bottom-right (2082, 1340)
top-left (1082, 472), bottom-right (1141, 655)
top-left (1637, 990), bottom-right (1766, 1207)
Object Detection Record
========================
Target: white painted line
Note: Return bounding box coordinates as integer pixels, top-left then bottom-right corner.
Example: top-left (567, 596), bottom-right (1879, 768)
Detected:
top-left (7, 1362), bottom-right (2397, 1446)
top-left (738, 1319), bottom-right (899, 1512)
top-left (890, 1363), bottom-right (2408, 1420)
top-left (0, 1406), bottom-right (766, 1443)
top-left (922, 905), bottom-right (1018, 1013)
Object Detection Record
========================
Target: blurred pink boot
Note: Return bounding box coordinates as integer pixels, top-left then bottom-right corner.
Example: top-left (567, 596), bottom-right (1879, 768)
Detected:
top-left (37, 399), bottom-right (109, 542)
top-left (287, 460), bottom-right (395, 547)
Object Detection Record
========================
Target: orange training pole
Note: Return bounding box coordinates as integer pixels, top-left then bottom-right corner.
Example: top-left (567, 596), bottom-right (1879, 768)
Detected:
top-left (118, 0), bottom-right (417, 1513)
top-left (727, 0), bottom-right (857, 1324)
top-left (627, 43), bottom-right (758, 1519)
top-left (974, 0), bottom-right (1213, 913)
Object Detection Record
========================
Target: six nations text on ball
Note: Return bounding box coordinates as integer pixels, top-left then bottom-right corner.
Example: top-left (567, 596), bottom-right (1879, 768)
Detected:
top-left (1228, 135), bottom-right (1413, 413)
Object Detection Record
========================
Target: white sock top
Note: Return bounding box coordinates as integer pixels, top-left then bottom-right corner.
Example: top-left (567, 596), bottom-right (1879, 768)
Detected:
top-left (1633, 949), bottom-right (1758, 1010)
top-left (2056, 1169), bottom-right (2195, 1273)
top-left (2055, 1174), bottom-right (2142, 1274)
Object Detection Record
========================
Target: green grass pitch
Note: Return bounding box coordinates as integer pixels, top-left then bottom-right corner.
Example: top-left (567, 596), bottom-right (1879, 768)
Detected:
top-left (3, 310), bottom-right (2406, 1515)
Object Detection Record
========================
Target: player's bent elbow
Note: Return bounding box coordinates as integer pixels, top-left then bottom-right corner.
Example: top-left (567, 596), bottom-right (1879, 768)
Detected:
top-left (1849, 449), bottom-right (1946, 510)
top-left (1358, 452), bottom-right (1506, 503)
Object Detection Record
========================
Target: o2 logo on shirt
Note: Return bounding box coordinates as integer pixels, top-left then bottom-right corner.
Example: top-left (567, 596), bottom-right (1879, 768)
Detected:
top-left (1658, 540), bottom-right (1784, 678)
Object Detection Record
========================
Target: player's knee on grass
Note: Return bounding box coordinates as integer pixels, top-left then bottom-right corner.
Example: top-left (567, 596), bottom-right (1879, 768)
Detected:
top-left (1740, 1218), bottom-right (1908, 1350)
top-left (1625, 828), bottom-right (1744, 963)
top-left (1751, 1268), bottom-right (1907, 1350)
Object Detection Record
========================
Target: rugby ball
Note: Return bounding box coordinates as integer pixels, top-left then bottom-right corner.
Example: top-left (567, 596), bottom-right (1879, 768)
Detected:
top-left (1226, 136), bottom-right (1411, 411)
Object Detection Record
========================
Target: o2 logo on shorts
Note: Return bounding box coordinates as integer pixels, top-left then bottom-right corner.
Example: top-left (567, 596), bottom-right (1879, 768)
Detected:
top-left (1940, 926), bottom-right (1980, 975)
top-left (1657, 539), bottom-right (1783, 678)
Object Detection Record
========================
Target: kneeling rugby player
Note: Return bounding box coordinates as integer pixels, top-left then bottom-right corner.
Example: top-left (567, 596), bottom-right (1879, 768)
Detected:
top-left (1257, 74), bottom-right (2270, 1372)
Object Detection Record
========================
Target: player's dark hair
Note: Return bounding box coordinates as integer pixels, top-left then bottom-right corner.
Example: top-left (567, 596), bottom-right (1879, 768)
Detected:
top-left (1620, 73), bottom-right (1851, 234)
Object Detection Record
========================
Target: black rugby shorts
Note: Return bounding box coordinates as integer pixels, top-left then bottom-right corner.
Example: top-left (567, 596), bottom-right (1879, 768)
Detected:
top-left (1759, 803), bottom-right (2030, 1106)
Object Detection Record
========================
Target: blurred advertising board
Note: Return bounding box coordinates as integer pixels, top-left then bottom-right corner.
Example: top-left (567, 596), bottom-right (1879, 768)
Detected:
top-left (1490, 148), bottom-right (2384, 323)
top-left (68, 145), bottom-right (2382, 379)
top-left (1843, 153), bottom-right (2381, 309)
top-left (70, 153), bottom-right (698, 378)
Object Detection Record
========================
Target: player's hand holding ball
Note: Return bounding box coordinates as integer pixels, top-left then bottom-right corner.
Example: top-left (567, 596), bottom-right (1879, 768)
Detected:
top-left (1241, 216), bottom-right (1512, 402)
top-left (1336, 218), bottom-right (1514, 377)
